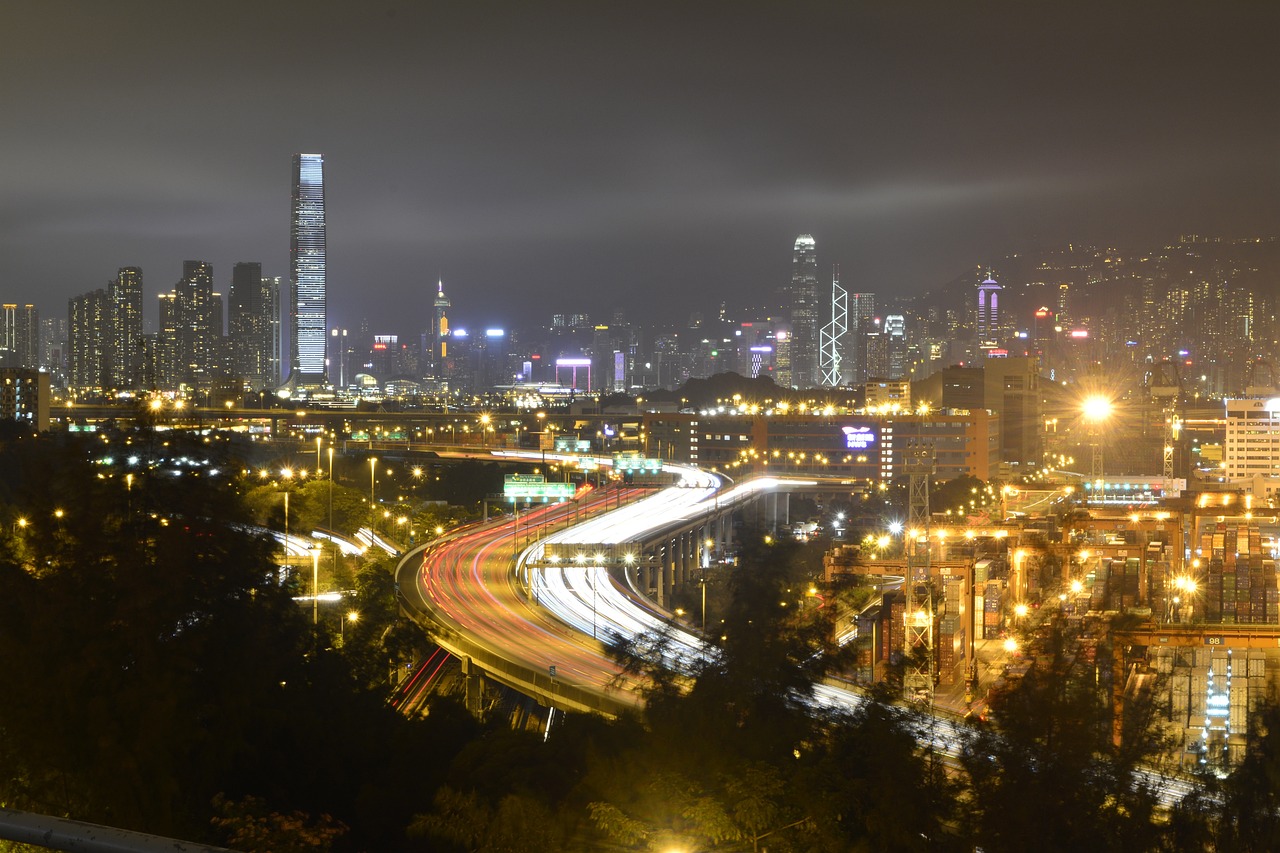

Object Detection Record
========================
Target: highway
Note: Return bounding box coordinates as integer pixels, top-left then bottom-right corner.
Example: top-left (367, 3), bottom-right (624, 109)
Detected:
top-left (400, 457), bottom-right (1199, 808)
top-left (399, 480), bottom-right (654, 714)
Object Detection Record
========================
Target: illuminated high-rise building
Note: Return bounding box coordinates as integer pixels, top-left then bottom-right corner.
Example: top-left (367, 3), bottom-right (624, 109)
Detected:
top-left (430, 278), bottom-right (451, 379)
top-left (290, 153), bottom-right (326, 386)
top-left (1, 303), bottom-right (40, 370)
top-left (156, 293), bottom-right (178, 387)
top-left (846, 292), bottom-right (876, 383)
top-left (68, 289), bottom-right (109, 392)
top-left (884, 314), bottom-right (907, 379)
top-left (165, 260), bottom-right (220, 388)
top-left (977, 274), bottom-right (1001, 342)
top-left (229, 262), bottom-right (279, 390)
top-left (109, 267), bottom-right (142, 388)
top-left (786, 234), bottom-right (819, 389)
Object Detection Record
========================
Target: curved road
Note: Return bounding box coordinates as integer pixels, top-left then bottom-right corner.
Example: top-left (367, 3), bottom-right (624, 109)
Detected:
top-left (400, 458), bottom-right (1199, 806)
top-left (399, 482), bottom-right (652, 712)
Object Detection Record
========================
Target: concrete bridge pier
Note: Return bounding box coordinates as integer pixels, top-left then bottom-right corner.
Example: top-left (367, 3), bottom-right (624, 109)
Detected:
top-left (677, 531), bottom-right (693, 587)
top-left (462, 655), bottom-right (483, 715)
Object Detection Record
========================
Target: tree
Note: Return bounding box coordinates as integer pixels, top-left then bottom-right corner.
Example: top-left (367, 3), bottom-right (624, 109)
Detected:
top-left (0, 433), bottom-right (485, 850)
top-left (959, 612), bottom-right (1170, 852)
top-left (795, 687), bottom-right (958, 852)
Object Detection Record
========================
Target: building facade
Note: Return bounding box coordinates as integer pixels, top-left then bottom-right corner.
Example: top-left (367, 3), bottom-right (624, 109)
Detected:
top-left (290, 153), bottom-right (327, 386)
top-left (109, 268), bottom-right (144, 389)
top-left (0, 369), bottom-right (49, 431)
top-left (786, 234), bottom-right (819, 389)
top-left (1, 303), bottom-right (40, 369)
top-left (1224, 398), bottom-right (1280, 484)
top-left (228, 262), bottom-right (278, 390)
top-left (68, 289), bottom-right (109, 392)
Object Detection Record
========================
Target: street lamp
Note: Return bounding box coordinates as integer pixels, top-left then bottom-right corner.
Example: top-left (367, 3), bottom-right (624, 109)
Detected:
top-left (280, 468), bottom-right (294, 558)
top-left (368, 457), bottom-right (378, 531)
top-left (327, 446), bottom-right (335, 530)
top-left (700, 575), bottom-right (707, 632)
top-left (342, 610), bottom-right (359, 644)
top-left (309, 545), bottom-right (323, 625)
top-left (1081, 395), bottom-right (1113, 485)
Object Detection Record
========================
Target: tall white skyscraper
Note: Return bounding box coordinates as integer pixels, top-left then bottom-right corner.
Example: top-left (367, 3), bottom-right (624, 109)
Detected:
top-left (290, 153), bottom-right (326, 386)
top-left (787, 234), bottom-right (819, 388)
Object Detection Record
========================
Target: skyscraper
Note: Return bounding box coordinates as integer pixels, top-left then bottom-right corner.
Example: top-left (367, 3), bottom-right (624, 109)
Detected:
top-left (68, 289), bottom-right (109, 392)
top-left (1, 303), bottom-right (39, 369)
top-left (170, 260), bottom-right (219, 388)
top-left (229, 262), bottom-right (278, 390)
top-left (109, 267), bottom-right (143, 388)
top-left (290, 153), bottom-right (326, 386)
top-left (430, 278), bottom-right (451, 379)
top-left (884, 313), bottom-right (907, 379)
top-left (846, 292), bottom-right (876, 383)
top-left (787, 235), bottom-right (819, 388)
top-left (977, 274), bottom-right (1001, 343)
top-left (819, 266), bottom-right (846, 387)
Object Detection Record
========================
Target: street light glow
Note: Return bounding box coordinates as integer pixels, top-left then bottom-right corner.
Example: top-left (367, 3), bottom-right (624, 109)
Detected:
top-left (1082, 395), bottom-right (1113, 422)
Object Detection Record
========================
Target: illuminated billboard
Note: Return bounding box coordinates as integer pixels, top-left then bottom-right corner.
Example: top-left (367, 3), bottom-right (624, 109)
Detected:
top-left (840, 424), bottom-right (877, 451)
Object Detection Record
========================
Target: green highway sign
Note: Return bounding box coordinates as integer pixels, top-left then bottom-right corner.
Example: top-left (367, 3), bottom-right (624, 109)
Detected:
top-left (504, 481), bottom-right (576, 499)
top-left (613, 453), bottom-right (664, 473)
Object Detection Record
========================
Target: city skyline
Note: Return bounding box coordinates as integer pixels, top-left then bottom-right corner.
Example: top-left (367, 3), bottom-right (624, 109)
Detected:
top-left (2, 2), bottom-right (1277, 335)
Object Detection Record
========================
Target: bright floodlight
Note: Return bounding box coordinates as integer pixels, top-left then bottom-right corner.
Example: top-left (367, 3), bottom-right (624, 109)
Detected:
top-left (1082, 395), bottom-right (1113, 422)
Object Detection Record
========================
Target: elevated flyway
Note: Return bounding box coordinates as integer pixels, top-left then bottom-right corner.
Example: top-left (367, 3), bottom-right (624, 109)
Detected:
top-left (404, 455), bottom-right (1199, 808)
top-left (530, 458), bottom-right (1198, 807)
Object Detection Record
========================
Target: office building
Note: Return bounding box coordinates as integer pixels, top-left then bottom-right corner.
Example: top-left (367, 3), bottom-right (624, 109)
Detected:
top-left (786, 235), bottom-right (819, 389)
top-left (1224, 398), bottom-right (1280, 490)
top-left (884, 314), bottom-right (907, 379)
top-left (847, 292), bottom-right (876, 383)
top-left (290, 153), bottom-right (327, 386)
top-left (977, 275), bottom-right (1001, 343)
top-left (429, 278), bottom-right (451, 380)
top-left (820, 268), bottom-right (847, 387)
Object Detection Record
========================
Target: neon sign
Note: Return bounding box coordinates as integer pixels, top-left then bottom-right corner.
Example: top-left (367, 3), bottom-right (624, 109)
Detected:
top-left (842, 425), bottom-right (876, 450)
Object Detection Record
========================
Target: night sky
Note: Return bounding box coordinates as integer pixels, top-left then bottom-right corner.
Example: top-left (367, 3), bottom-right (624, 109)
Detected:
top-left (2, 1), bottom-right (1277, 337)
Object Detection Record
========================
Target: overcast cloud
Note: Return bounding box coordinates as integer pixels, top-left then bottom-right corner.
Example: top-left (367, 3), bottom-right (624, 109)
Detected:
top-left (1, 1), bottom-right (1277, 335)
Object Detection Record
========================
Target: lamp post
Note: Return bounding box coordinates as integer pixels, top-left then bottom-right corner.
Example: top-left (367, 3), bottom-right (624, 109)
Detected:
top-left (342, 610), bottom-right (359, 644)
top-left (309, 545), bottom-right (322, 625)
top-left (281, 467), bottom-right (294, 562)
top-left (315, 436), bottom-right (322, 479)
top-left (327, 446), bottom-right (335, 530)
top-left (368, 456), bottom-right (378, 532)
top-left (700, 575), bottom-right (707, 633)
top-left (1082, 395), bottom-right (1113, 488)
